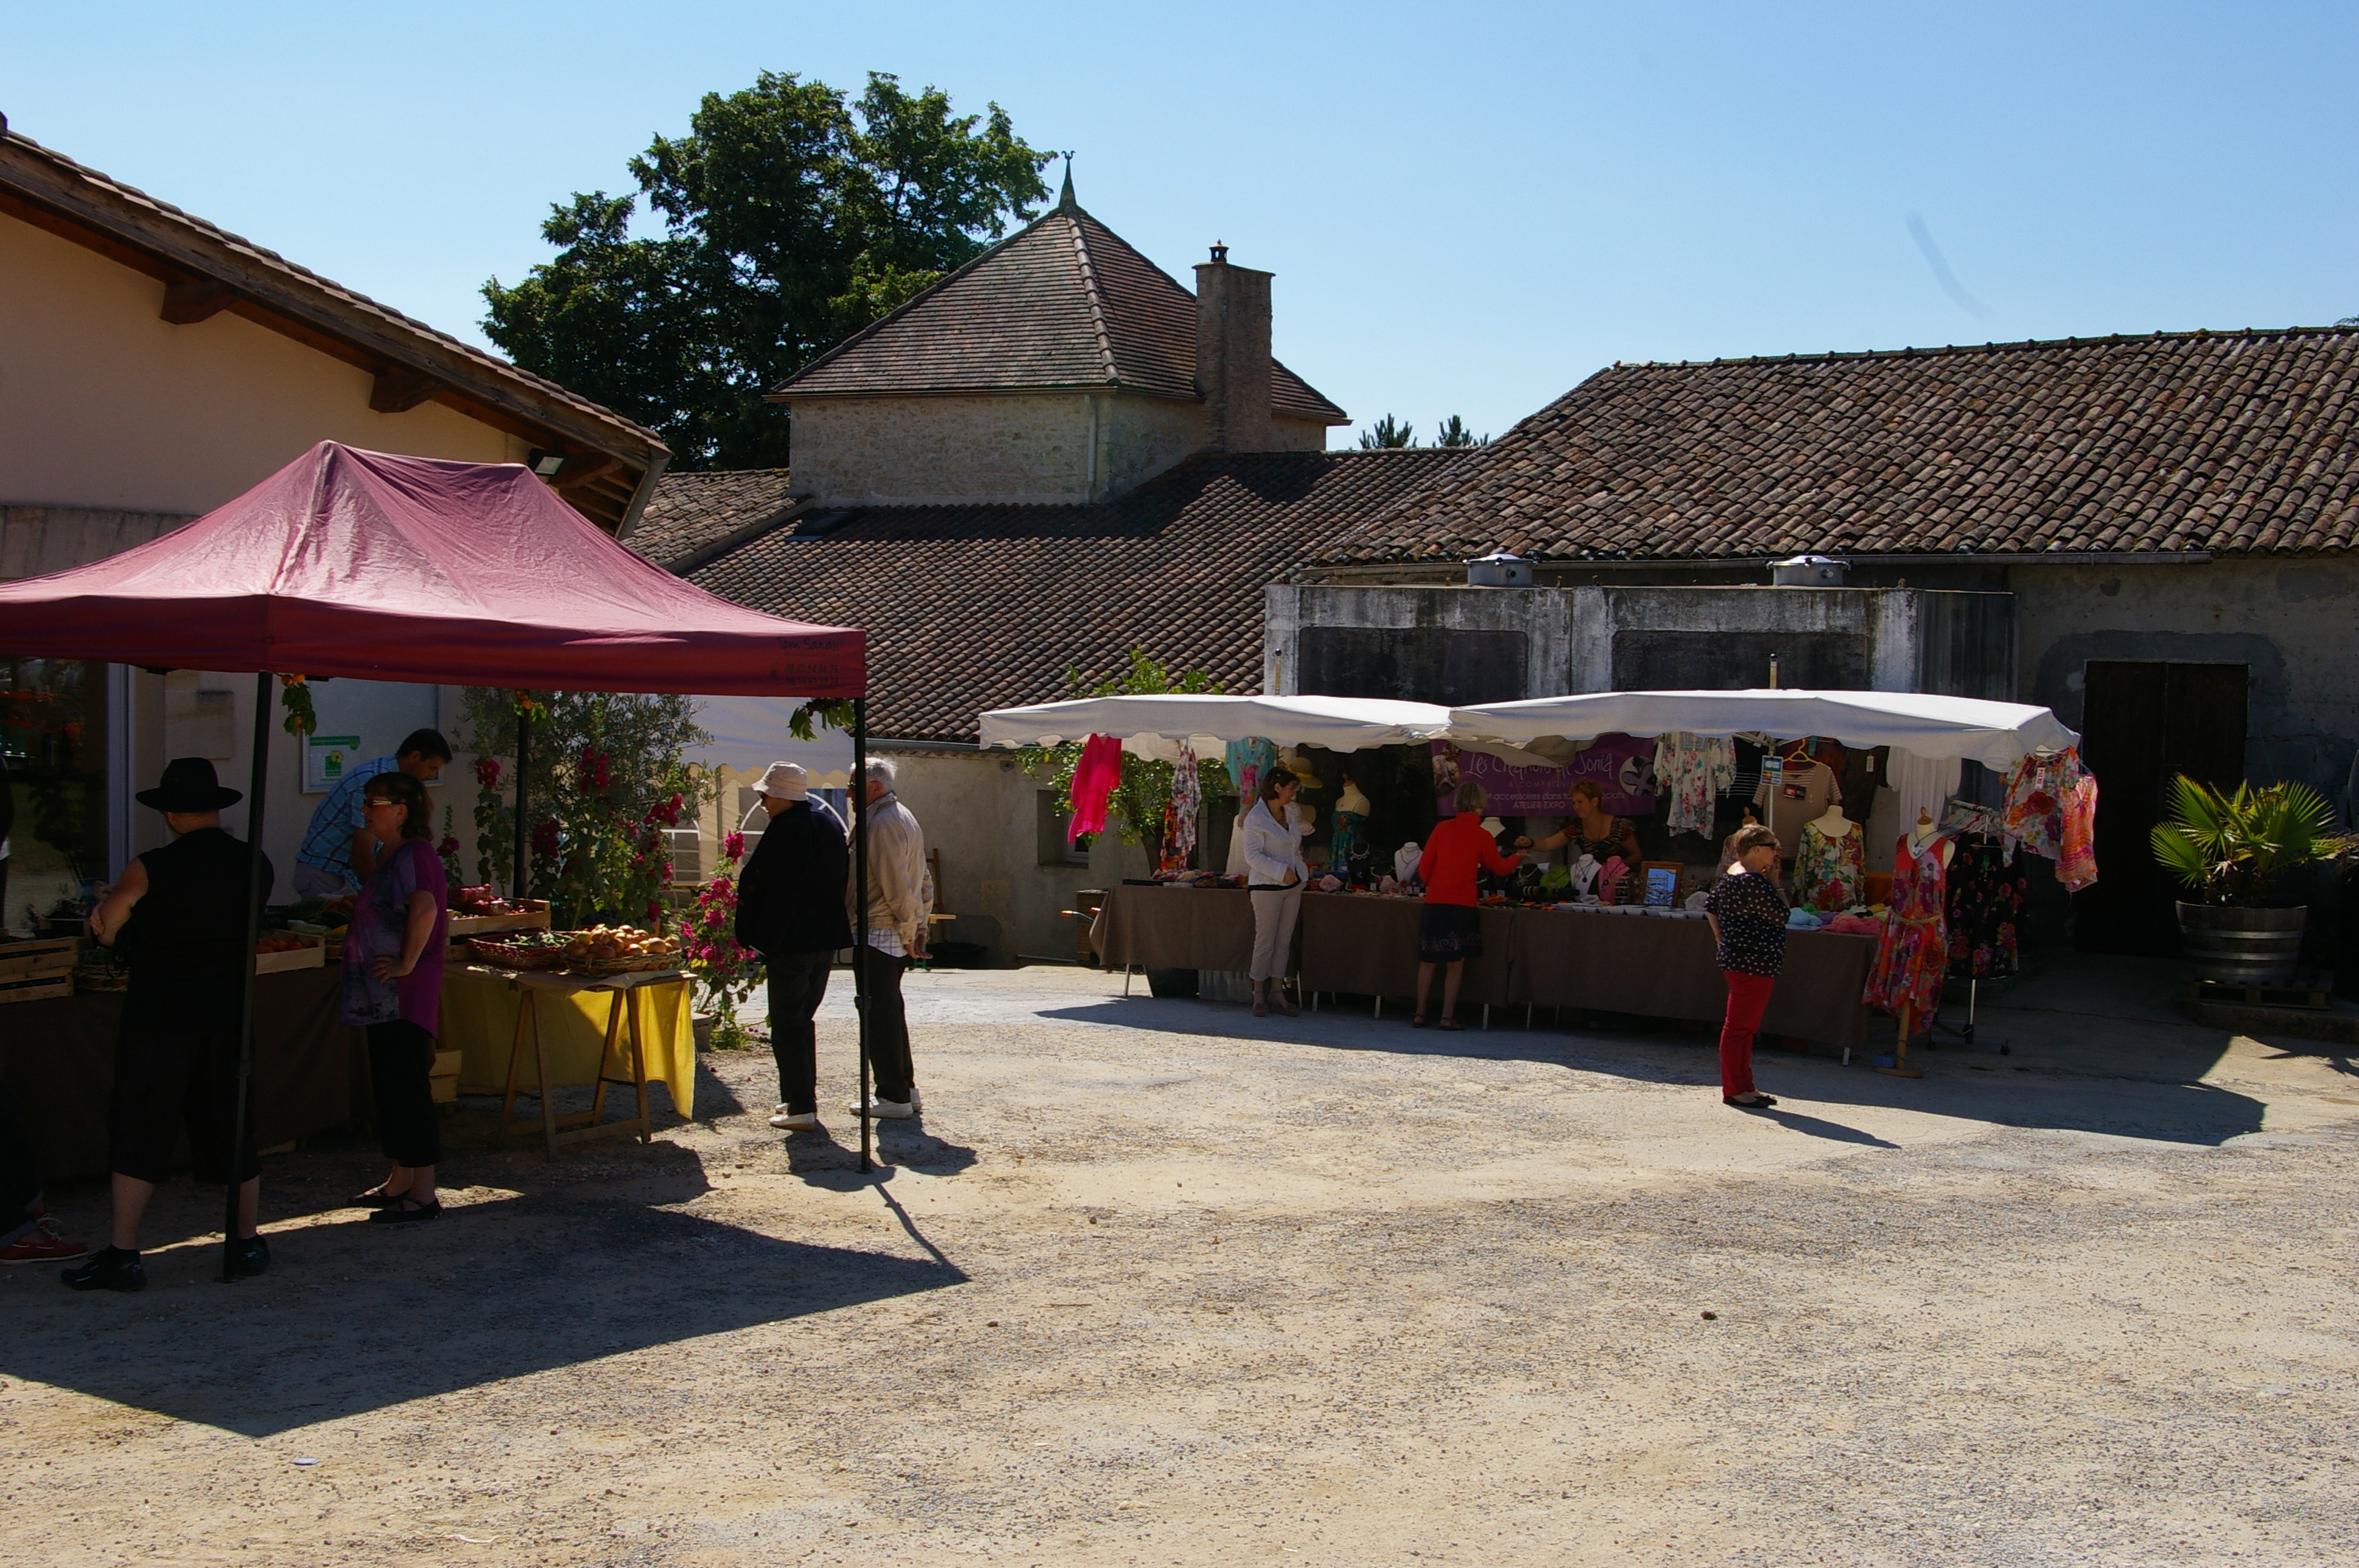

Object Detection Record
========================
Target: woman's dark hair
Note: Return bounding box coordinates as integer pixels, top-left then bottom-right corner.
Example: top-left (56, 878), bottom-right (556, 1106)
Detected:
top-left (1258, 767), bottom-right (1298, 805)
top-left (364, 771), bottom-right (432, 840)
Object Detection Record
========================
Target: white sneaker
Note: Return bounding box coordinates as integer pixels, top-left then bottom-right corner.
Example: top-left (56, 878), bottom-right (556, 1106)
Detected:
top-left (769, 1109), bottom-right (818, 1130)
top-left (849, 1098), bottom-right (915, 1120)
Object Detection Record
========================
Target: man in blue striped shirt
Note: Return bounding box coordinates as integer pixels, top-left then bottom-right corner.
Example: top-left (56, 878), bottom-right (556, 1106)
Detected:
top-left (290, 729), bottom-right (451, 898)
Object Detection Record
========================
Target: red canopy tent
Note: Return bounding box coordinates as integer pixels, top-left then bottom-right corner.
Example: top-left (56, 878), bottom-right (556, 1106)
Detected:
top-left (0, 443), bottom-right (882, 1266)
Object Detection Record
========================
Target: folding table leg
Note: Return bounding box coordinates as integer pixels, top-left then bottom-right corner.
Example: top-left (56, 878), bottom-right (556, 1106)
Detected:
top-left (586, 989), bottom-right (625, 1127)
top-left (532, 994), bottom-right (558, 1160)
top-left (500, 984), bottom-right (531, 1140)
top-left (626, 985), bottom-right (651, 1143)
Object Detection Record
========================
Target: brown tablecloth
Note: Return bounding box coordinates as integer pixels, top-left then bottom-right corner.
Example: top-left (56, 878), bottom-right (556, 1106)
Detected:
top-left (0, 968), bottom-right (358, 1181)
top-left (1090, 885), bottom-right (1259, 972)
top-left (1510, 911), bottom-right (1877, 1050)
top-left (1298, 894), bottom-right (1514, 1008)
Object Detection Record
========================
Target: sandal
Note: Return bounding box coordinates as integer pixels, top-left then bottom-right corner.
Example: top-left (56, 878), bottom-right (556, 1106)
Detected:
top-left (368, 1196), bottom-right (441, 1225)
top-left (1437, 1018), bottom-right (1463, 1032)
top-left (350, 1185), bottom-right (406, 1209)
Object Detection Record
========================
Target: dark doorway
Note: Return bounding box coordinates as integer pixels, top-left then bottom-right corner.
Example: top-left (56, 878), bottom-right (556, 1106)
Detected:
top-left (2074, 660), bottom-right (2248, 955)
top-left (1296, 626), bottom-right (1528, 705)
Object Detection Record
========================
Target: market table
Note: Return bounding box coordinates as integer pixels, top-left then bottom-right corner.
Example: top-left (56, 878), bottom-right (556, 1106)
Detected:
top-left (0, 968), bottom-right (356, 1181)
top-left (1510, 910), bottom-right (1877, 1051)
top-left (1089, 884), bottom-right (1260, 975)
top-left (439, 967), bottom-right (694, 1158)
top-left (1297, 892), bottom-right (1514, 1015)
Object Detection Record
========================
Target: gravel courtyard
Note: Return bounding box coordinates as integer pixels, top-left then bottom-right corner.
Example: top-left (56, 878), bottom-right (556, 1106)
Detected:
top-left (5, 958), bottom-right (2355, 1566)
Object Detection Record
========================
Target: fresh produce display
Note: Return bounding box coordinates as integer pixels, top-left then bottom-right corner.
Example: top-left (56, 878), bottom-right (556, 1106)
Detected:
top-left (466, 924), bottom-right (680, 975)
top-left (562, 924), bottom-right (679, 966)
top-left (449, 884), bottom-right (529, 917)
top-left (255, 935), bottom-right (314, 955)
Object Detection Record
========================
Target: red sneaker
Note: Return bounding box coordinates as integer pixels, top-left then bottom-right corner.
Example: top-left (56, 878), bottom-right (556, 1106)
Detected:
top-left (1, 1218), bottom-right (91, 1265)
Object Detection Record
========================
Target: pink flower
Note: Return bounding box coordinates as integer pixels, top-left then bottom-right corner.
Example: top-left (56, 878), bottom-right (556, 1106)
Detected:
top-left (723, 832), bottom-right (745, 862)
top-left (474, 757), bottom-right (501, 788)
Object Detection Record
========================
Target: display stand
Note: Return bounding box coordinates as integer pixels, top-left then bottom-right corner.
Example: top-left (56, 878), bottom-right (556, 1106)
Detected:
top-left (490, 967), bottom-right (680, 1158)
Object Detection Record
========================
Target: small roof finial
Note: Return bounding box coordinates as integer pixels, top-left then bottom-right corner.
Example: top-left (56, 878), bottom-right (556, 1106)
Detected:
top-left (1209, 240), bottom-right (1228, 263)
top-left (1056, 152), bottom-right (1077, 212)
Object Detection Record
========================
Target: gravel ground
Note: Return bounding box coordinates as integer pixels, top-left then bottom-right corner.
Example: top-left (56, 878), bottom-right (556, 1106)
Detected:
top-left (3, 961), bottom-right (2355, 1566)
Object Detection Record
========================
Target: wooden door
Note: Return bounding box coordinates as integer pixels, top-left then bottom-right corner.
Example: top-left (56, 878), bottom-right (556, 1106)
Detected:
top-left (2074, 661), bottom-right (2248, 954)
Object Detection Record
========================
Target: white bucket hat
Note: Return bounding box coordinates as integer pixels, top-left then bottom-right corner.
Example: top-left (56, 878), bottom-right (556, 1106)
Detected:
top-left (758, 760), bottom-right (809, 801)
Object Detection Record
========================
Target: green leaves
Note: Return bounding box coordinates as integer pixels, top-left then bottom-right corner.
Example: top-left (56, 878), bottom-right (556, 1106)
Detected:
top-left (482, 70), bottom-right (1049, 470)
top-left (2149, 774), bottom-right (2350, 906)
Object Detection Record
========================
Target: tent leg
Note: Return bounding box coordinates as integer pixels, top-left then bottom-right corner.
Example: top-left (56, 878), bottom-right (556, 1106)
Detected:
top-left (853, 698), bottom-right (871, 1175)
top-left (511, 700), bottom-right (530, 898)
top-left (221, 670), bottom-right (271, 1283)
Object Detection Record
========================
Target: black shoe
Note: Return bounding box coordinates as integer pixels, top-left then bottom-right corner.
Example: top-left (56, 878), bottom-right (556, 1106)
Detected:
top-left (231, 1235), bottom-right (271, 1276)
top-left (62, 1246), bottom-right (146, 1293)
top-left (369, 1197), bottom-right (441, 1225)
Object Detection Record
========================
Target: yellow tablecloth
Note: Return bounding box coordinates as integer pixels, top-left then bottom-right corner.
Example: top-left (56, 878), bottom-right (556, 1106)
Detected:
top-left (439, 967), bottom-right (696, 1118)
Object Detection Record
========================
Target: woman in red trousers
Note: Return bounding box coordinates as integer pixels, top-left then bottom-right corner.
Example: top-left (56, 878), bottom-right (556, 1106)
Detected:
top-left (1703, 823), bottom-right (1786, 1109)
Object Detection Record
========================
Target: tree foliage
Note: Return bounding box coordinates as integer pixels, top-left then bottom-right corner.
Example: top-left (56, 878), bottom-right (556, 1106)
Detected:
top-left (1016, 649), bottom-right (1234, 857)
top-left (1358, 413), bottom-right (1488, 449)
top-left (1433, 415), bottom-right (1488, 447)
top-left (482, 71), bottom-right (1051, 470)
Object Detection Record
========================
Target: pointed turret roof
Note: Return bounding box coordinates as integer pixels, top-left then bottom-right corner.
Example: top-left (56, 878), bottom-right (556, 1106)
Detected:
top-left (770, 194), bottom-right (1347, 423)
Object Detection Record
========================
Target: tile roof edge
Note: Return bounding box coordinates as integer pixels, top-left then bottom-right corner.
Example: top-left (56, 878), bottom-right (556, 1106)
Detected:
top-left (1608, 324), bottom-right (2359, 372)
top-left (0, 125), bottom-right (667, 456)
top-left (1066, 209), bottom-right (1121, 385)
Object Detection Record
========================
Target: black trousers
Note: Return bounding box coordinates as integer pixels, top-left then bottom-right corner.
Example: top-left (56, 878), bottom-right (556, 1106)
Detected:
top-left (764, 949), bottom-right (834, 1114)
top-left (366, 1019), bottom-right (442, 1167)
top-left (862, 948), bottom-right (914, 1103)
top-left (0, 1083), bottom-right (41, 1224)
top-left (108, 1025), bottom-right (260, 1186)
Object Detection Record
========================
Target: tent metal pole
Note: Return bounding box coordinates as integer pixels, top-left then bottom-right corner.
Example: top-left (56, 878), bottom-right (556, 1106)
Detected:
top-left (221, 669), bottom-right (271, 1283)
top-left (853, 698), bottom-right (871, 1174)
top-left (512, 700), bottom-right (530, 898)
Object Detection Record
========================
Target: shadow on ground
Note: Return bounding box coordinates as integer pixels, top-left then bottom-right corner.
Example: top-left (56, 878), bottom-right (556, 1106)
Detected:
top-left (1, 1145), bottom-right (963, 1439)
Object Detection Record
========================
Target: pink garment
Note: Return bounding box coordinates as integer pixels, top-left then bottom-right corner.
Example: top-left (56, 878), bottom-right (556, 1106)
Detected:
top-left (1068, 735), bottom-right (1124, 843)
top-left (2058, 775), bottom-right (2099, 891)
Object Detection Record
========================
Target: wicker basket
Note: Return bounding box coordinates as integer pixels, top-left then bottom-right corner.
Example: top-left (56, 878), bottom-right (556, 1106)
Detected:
top-left (570, 951), bottom-right (682, 976)
top-left (466, 937), bottom-right (568, 971)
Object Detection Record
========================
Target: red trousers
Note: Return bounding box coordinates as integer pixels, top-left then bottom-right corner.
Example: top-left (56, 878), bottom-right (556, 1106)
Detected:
top-left (1719, 971), bottom-right (1776, 1098)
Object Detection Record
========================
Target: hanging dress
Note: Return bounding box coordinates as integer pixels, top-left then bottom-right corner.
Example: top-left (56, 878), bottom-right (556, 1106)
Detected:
top-left (1067, 734), bottom-right (1124, 842)
top-left (1652, 732), bottom-right (1736, 840)
top-left (1793, 818), bottom-right (1866, 913)
top-left (1943, 839), bottom-right (2027, 978)
top-left (2057, 775), bottom-right (2099, 891)
top-left (1864, 835), bottom-right (1950, 1019)
top-left (1167, 743), bottom-right (1201, 866)
top-left (2004, 747), bottom-right (2090, 861)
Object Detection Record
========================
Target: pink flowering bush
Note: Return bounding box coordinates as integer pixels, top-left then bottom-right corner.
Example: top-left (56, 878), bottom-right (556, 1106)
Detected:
top-left (686, 833), bottom-right (764, 1048)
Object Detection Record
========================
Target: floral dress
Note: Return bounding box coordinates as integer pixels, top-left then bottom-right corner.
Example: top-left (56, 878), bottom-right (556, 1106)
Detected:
top-left (1943, 840), bottom-right (2027, 978)
top-left (1793, 820), bottom-right (1866, 913)
top-left (1863, 835), bottom-right (1949, 1019)
top-left (2003, 747), bottom-right (2090, 859)
top-left (1652, 732), bottom-right (1736, 839)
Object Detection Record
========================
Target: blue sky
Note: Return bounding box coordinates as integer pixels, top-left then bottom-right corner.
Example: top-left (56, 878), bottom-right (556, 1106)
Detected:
top-left (6, 2), bottom-right (2354, 448)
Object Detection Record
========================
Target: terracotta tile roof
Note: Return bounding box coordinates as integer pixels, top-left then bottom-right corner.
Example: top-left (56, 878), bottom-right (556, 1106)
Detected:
top-left (1322, 328), bottom-right (2359, 564)
top-left (628, 468), bottom-right (799, 570)
top-left (682, 449), bottom-right (1466, 740)
top-left (772, 201), bottom-right (1347, 425)
top-left (0, 123), bottom-right (667, 463)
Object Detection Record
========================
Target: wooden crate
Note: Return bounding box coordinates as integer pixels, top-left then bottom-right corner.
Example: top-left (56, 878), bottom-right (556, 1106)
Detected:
top-left (0, 975), bottom-right (74, 1006)
top-left (0, 936), bottom-right (80, 985)
top-left (254, 934), bottom-right (325, 974)
top-left (448, 900), bottom-right (551, 938)
top-left (429, 1047), bottom-right (462, 1104)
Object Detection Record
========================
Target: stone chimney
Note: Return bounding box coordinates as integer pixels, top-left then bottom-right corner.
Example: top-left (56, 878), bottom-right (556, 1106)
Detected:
top-left (1194, 243), bottom-right (1274, 452)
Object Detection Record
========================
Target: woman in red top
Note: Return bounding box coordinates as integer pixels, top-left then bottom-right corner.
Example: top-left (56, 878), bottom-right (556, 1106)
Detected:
top-left (1413, 781), bottom-right (1522, 1030)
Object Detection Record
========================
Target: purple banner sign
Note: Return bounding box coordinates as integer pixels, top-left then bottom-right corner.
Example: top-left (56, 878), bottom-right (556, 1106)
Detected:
top-left (1431, 735), bottom-right (1659, 816)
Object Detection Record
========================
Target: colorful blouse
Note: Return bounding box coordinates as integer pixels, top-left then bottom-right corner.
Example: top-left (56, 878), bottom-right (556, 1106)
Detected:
top-left (1653, 732), bottom-right (1736, 839)
top-left (1706, 869), bottom-right (1789, 977)
top-left (1793, 819), bottom-right (1866, 913)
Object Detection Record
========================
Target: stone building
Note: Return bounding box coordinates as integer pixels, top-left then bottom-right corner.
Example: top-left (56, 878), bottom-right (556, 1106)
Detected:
top-left (1283, 329), bottom-right (2359, 955)
top-left (632, 180), bottom-right (1447, 961)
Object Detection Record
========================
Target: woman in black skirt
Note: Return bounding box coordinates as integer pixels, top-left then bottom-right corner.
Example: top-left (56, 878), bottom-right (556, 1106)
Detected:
top-left (1412, 781), bottom-right (1521, 1029)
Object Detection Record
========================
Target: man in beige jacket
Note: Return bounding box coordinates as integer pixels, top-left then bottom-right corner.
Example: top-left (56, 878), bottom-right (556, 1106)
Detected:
top-left (850, 757), bottom-right (932, 1119)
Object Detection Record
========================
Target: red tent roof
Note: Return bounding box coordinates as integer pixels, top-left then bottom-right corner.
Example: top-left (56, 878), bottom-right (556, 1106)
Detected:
top-left (0, 442), bottom-right (863, 695)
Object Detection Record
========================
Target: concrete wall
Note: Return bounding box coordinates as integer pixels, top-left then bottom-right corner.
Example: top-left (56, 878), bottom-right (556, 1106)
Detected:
top-left (1572, 586), bottom-right (1922, 693)
top-left (0, 211), bottom-right (527, 516)
top-left (2016, 555), bottom-right (2359, 797)
top-left (1265, 585), bottom-right (1574, 701)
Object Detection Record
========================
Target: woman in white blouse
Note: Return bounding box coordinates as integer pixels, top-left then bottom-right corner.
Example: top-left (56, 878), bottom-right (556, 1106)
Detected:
top-left (1240, 768), bottom-right (1307, 1017)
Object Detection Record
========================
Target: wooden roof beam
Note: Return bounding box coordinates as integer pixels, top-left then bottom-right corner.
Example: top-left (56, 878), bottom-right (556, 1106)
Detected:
top-left (159, 278), bottom-right (237, 324)
top-left (369, 368), bottom-right (442, 413)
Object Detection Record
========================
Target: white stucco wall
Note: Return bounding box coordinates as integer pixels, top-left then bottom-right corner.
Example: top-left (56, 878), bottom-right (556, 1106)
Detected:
top-left (0, 210), bottom-right (528, 517)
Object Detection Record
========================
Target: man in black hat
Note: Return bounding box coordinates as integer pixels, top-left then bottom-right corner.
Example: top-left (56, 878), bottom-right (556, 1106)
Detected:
top-left (63, 758), bottom-right (273, 1292)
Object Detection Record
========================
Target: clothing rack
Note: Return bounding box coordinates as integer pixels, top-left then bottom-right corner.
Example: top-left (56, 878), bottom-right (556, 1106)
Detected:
top-left (1928, 797), bottom-right (2013, 1054)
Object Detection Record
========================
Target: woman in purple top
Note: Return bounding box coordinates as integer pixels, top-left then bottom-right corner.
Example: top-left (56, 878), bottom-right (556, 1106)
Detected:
top-left (341, 771), bottom-right (448, 1224)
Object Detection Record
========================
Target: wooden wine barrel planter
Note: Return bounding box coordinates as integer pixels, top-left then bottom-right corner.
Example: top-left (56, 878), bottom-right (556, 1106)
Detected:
top-left (2177, 903), bottom-right (2307, 985)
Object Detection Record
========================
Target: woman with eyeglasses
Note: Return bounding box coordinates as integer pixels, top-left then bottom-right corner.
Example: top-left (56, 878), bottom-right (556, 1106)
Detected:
top-left (341, 771), bottom-right (449, 1223)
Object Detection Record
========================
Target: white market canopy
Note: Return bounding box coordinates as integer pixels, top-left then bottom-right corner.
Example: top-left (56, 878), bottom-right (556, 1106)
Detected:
top-left (980, 695), bottom-right (1455, 760)
top-left (1451, 689), bottom-right (2078, 770)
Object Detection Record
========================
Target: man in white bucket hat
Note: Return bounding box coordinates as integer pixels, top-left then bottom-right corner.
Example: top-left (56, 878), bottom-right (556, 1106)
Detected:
top-left (733, 761), bottom-right (851, 1131)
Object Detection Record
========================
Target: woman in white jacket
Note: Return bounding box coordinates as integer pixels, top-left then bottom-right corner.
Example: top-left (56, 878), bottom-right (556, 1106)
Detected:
top-left (1241, 767), bottom-right (1308, 1016)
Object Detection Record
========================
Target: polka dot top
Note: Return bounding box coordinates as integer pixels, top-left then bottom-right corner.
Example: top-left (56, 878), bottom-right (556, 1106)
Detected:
top-left (1706, 868), bottom-right (1790, 977)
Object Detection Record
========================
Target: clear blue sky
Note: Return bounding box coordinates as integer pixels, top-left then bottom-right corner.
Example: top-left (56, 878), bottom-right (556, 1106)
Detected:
top-left (7, 2), bottom-right (2354, 448)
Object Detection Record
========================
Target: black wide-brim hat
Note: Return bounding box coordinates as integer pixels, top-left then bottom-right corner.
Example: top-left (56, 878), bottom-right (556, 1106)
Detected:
top-left (136, 756), bottom-right (244, 812)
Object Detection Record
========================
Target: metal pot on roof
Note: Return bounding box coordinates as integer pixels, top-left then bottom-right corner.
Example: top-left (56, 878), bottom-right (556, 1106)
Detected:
top-left (1772, 554), bottom-right (1849, 586)
top-left (1467, 551), bottom-right (1533, 587)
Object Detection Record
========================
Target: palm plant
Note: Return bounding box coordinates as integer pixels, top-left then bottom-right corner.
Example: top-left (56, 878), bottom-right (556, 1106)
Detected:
top-left (2150, 775), bottom-right (2350, 906)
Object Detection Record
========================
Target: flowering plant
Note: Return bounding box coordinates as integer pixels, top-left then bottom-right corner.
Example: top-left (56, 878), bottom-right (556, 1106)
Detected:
top-left (685, 830), bottom-right (765, 1048)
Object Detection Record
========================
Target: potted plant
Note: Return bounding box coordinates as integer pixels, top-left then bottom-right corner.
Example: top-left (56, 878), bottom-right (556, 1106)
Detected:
top-left (2150, 775), bottom-right (2352, 985)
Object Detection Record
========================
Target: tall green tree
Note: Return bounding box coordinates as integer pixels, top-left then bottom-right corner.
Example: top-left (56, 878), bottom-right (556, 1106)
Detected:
top-left (1433, 415), bottom-right (1488, 448)
top-left (1357, 414), bottom-right (1416, 449)
top-left (482, 72), bottom-right (1050, 470)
